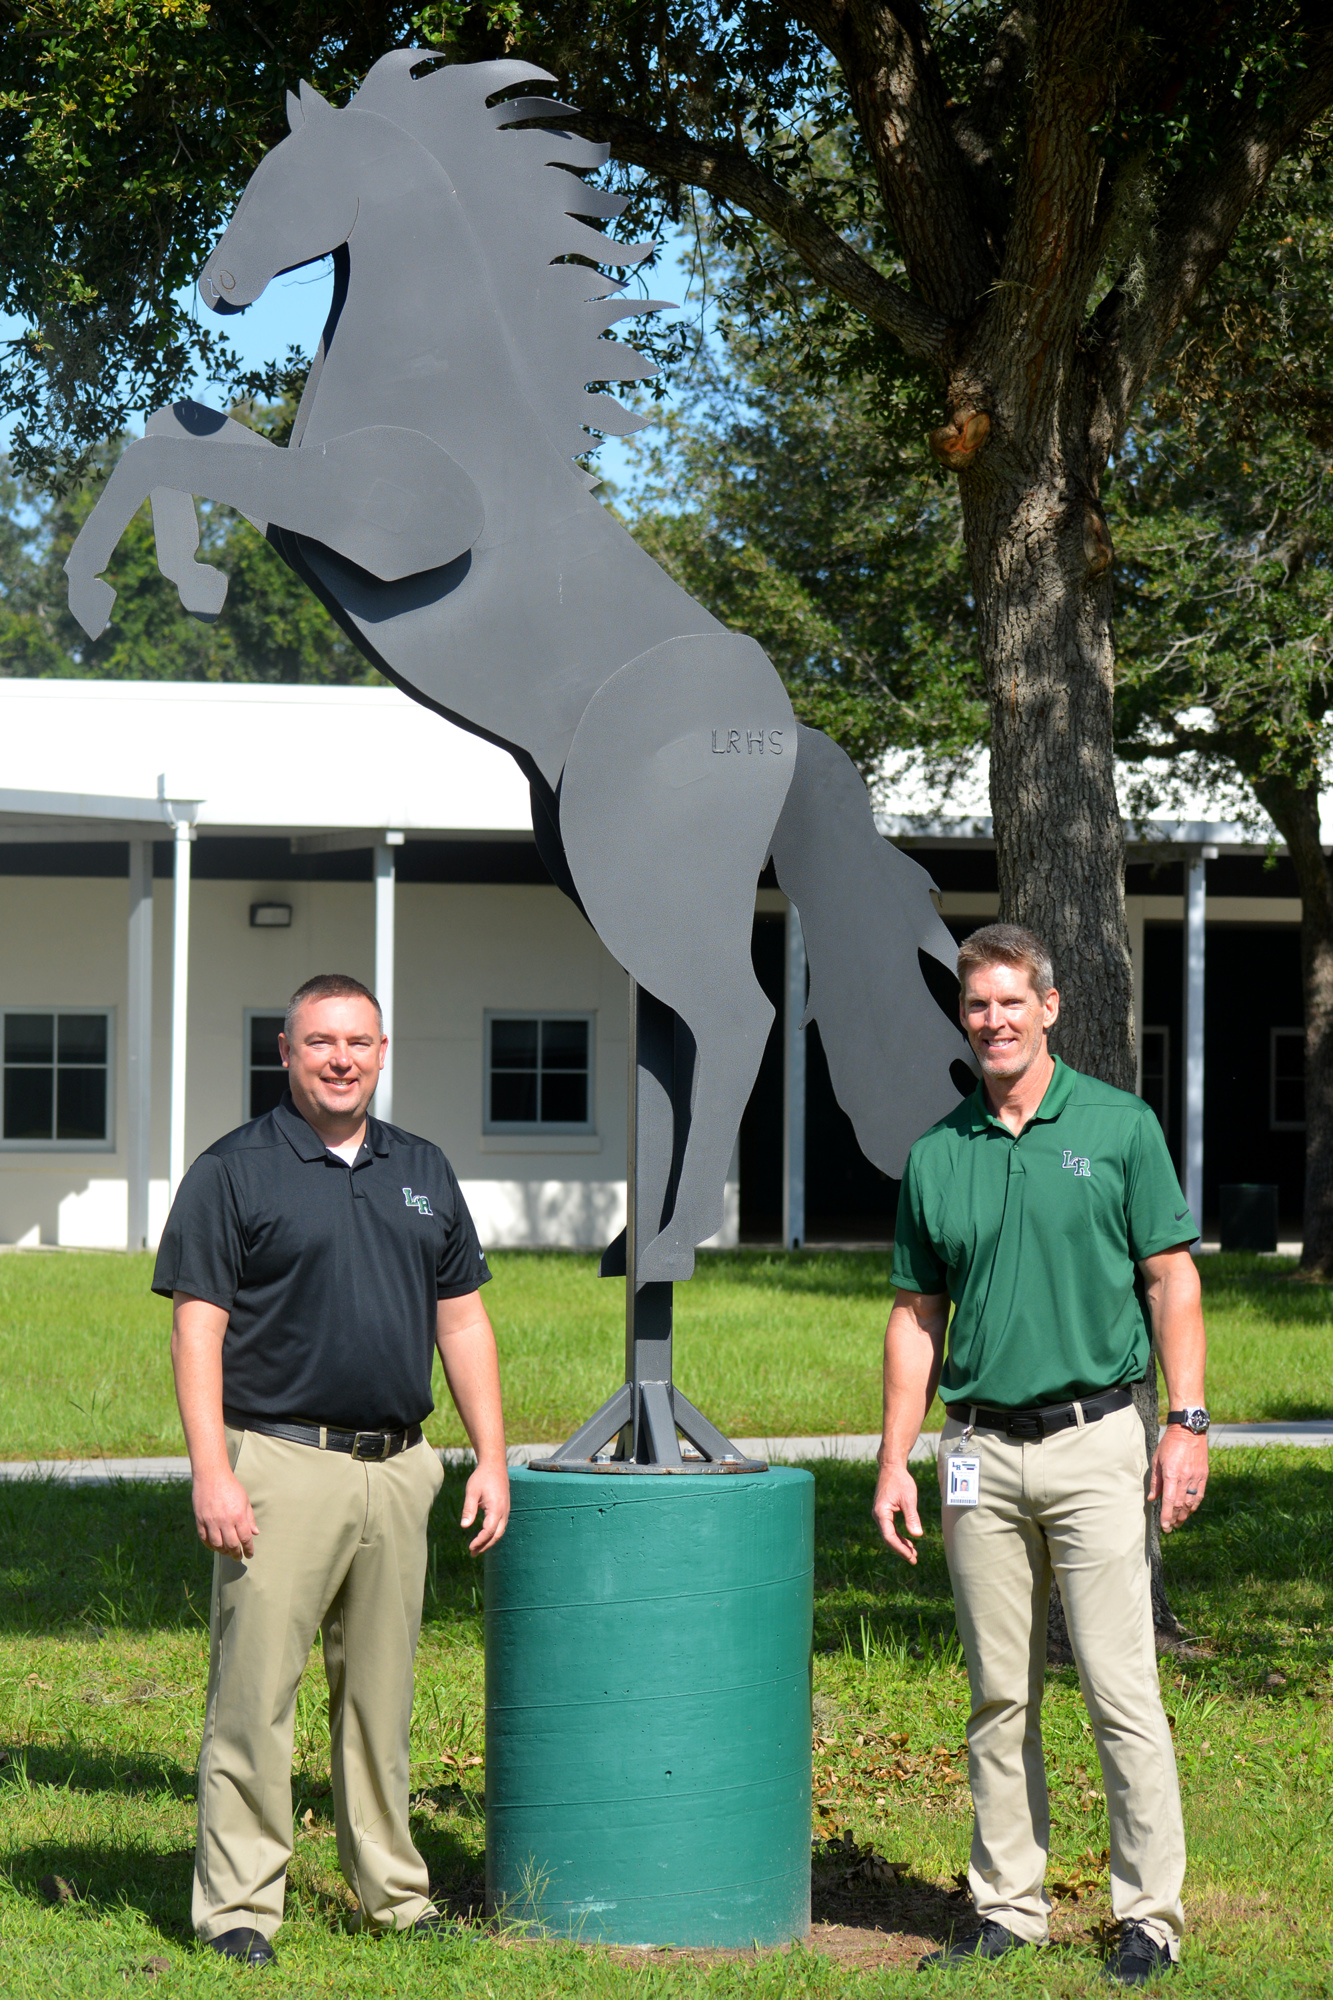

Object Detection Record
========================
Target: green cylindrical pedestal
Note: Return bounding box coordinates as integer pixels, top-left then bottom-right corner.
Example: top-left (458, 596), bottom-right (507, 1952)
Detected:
top-left (484, 1464), bottom-right (813, 1945)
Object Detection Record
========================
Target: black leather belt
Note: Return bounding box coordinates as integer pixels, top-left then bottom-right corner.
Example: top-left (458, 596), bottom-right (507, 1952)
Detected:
top-left (946, 1384), bottom-right (1134, 1440)
top-left (223, 1408), bottom-right (423, 1461)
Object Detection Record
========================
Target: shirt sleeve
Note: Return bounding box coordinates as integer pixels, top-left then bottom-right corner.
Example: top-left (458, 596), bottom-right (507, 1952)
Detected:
top-left (436, 1158), bottom-right (492, 1299)
top-left (150, 1153), bottom-right (246, 1309)
top-left (890, 1146), bottom-right (949, 1294)
top-left (1124, 1106), bottom-right (1196, 1259)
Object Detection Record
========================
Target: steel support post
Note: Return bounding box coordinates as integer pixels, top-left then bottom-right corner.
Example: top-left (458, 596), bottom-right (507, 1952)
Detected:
top-left (783, 902), bottom-right (807, 1250)
top-left (1182, 847), bottom-right (1208, 1240)
top-left (126, 840), bottom-right (154, 1251)
top-left (168, 819), bottom-right (193, 1203)
top-left (375, 835), bottom-right (401, 1123)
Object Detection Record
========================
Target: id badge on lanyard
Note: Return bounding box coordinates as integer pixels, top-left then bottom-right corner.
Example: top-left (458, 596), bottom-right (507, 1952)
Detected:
top-left (945, 1452), bottom-right (980, 1507)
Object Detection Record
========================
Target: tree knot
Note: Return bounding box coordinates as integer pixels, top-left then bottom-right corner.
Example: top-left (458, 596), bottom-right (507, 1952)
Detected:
top-left (927, 407), bottom-right (991, 472)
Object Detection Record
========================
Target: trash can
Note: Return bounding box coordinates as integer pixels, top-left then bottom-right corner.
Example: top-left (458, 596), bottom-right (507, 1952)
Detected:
top-left (1219, 1183), bottom-right (1279, 1252)
top-left (484, 1463), bottom-right (814, 1945)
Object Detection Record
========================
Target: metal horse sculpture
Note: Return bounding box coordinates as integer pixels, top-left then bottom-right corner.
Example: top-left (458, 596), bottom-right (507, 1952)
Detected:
top-left (66, 53), bottom-right (968, 1462)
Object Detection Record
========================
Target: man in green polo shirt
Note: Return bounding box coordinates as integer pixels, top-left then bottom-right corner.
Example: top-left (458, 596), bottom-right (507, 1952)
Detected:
top-left (874, 923), bottom-right (1209, 1987)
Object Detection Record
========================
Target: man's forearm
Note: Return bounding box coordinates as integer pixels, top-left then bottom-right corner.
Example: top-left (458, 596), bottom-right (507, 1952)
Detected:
top-left (1143, 1251), bottom-right (1207, 1405)
top-left (171, 1298), bottom-right (232, 1475)
top-left (437, 1315), bottom-right (507, 1463)
top-left (880, 1296), bottom-right (948, 1466)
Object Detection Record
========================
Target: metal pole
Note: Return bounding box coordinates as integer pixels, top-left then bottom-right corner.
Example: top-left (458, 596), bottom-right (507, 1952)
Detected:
top-left (169, 820), bottom-right (193, 1203)
top-left (126, 840), bottom-right (154, 1250)
top-left (783, 903), bottom-right (807, 1249)
top-left (375, 835), bottom-right (400, 1124)
top-left (625, 981), bottom-right (680, 1464)
top-left (1182, 848), bottom-right (1207, 1240)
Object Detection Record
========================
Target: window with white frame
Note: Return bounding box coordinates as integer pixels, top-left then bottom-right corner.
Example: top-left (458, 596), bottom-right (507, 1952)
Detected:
top-left (485, 1013), bottom-right (594, 1133)
top-left (245, 1011), bottom-right (289, 1120)
top-left (2, 1009), bottom-right (112, 1146)
top-left (1271, 1028), bottom-right (1305, 1131)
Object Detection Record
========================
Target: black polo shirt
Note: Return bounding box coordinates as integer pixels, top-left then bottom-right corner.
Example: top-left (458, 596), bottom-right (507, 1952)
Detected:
top-left (151, 1094), bottom-right (491, 1430)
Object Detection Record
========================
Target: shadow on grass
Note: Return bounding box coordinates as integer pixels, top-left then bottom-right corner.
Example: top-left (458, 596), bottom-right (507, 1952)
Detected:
top-left (0, 1468), bottom-right (487, 1635)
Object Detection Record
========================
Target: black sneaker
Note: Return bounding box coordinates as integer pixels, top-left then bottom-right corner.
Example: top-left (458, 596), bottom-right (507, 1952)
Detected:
top-left (204, 1928), bottom-right (275, 1966)
top-left (919, 1920), bottom-right (1031, 1969)
top-left (1103, 1921), bottom-right (1175, 1985)
top-left (410, 1913), bottom-right (463, 1939)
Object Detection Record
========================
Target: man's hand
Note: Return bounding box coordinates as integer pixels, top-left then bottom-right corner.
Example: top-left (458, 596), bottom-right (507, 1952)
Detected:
top-left (461, 1458), bottom-right (510, 1555)
top-left (192, 1467), bottom-right (258, 1560)
top-left (1150, 1426), bottom-right (1209, 1533)
top-left (873, 1461), bottom-right (925, 1563)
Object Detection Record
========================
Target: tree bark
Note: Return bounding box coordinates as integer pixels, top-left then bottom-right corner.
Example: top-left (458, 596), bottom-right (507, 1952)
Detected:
top-left (1250, 775), bottom-right (1333, 1276)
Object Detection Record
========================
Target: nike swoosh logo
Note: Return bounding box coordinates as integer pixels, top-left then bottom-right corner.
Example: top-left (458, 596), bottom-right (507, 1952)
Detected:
top-left (1174, 1209), bottom-right (1189, 1220)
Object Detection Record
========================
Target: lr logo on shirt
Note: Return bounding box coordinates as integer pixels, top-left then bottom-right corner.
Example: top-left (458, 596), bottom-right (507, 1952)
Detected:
top-left (402, 1187), bottom-right (433, 1216)
top-left (1061, 1150), bottom-right (1091, 1178)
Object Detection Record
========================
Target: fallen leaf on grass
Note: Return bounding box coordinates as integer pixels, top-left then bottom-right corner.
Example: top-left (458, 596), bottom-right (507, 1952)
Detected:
top-left (121, 1959), bottom-right (170, 1982)
top-left (25, 1675), bottom-right (52, 1690)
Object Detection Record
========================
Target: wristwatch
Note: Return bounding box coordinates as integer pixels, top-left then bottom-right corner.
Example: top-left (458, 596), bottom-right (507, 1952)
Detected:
top-left (1166, 1407), bottom-right (1210, 1435)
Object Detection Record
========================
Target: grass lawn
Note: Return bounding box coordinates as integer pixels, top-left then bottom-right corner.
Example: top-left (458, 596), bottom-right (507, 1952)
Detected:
top-left (1, 1248), bottom-right (1330, 1461)
top-left (2, 1448), bottom-right (1332, 1995)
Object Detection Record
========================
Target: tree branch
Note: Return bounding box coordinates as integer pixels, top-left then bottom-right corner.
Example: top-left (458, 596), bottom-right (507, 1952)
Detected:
top-left (795, 0), bottom-right (995, 319)
top-left (1099, 25), bottom-right (1333, 434)
top-left (582, 110), bottom-right (951, 362)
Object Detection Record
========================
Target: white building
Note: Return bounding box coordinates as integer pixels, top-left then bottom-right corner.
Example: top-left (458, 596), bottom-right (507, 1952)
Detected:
top-left (0, 678), bottom-right (1314, 1249)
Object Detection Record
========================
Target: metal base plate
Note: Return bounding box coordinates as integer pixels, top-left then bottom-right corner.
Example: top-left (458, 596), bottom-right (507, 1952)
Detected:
top-left (528, 1456), bottom-right (769, 1475)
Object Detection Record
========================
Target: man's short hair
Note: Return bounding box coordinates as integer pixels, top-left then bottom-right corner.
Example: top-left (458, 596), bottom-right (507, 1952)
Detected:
top-left (285, 973), bottom-right (382, 1038)
top-left (957, 923), bottom-right (1055, 1000)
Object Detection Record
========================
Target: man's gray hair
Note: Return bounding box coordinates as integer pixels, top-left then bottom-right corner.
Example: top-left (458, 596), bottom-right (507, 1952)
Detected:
top-left (957, 923), bottom-right (1055, 1000)
top-left (285, 972), bottom-right (382, 1039)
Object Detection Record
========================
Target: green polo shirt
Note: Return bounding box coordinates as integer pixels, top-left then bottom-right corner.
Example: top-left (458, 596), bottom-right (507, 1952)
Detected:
top-left (890, 1057), bottom-right (1195, 1409)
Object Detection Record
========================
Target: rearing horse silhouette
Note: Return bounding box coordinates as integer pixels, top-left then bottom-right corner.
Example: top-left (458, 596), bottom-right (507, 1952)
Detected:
top-left (66, 51), bottom-right (967, 1280)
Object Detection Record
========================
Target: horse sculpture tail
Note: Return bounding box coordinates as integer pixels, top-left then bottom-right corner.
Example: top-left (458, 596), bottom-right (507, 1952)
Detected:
top-left (768, 724), bottom-right (973, 1176)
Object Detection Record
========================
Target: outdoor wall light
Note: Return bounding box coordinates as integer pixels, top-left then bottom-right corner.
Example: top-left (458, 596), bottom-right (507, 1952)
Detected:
top-left (250, 903), bottom-right (293, 929)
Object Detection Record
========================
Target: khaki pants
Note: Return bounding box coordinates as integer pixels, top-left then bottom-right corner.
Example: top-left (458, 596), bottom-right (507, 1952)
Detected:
top-left (193, 1426), bottom-right (445, 1943)
top-left (939, 1401), bottom-right (1185, 1955)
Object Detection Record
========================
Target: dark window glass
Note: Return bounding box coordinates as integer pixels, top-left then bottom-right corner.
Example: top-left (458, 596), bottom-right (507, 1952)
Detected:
top-left (491, 1019), bottom-right (539, 1069)
top-left (541, 1019), bottom-right (588, 1070)
top-left (1273, 1031), bottom-right (1305, 1129)
top-left (250, 1014), bottom-right (285, 1069)
top-left (57, 1067), bottom-right (107, 1141)
top-left (57, 1014), bottom-right (107, 1063)
top-left (488, 1016), bottom-right (590, 1128)
top-left (3, 1010), bottom-right (110, 1142)
top-left (492, 1071), bottom-right (540, 1123)
top-left (247, 1014), bottom-right (287, 1118)
top-left (5, 1014), bottom-right (53, 1064)
top-left (541, 1071), bottom-right (587, 1123)
top-left (4, 1067), bottom-right (53, 1140)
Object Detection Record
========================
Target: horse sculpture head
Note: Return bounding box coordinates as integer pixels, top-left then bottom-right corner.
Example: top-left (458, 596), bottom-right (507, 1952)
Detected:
top-left (198, 53), bottom-right (669, 469)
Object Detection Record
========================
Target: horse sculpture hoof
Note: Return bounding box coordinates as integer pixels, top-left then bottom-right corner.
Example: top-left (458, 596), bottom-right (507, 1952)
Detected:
top-left (177, 562), bottom-right (230, 620)
top-left (66, 573), bottom-right (116, 641)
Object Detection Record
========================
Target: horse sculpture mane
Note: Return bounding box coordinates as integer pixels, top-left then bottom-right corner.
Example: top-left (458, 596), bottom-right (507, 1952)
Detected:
top-left (347, 52), bottom-right (664, 465)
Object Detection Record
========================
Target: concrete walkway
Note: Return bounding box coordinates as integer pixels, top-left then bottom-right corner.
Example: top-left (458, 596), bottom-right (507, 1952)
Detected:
top-left (2, 1421), bottom-right (1329, 1484)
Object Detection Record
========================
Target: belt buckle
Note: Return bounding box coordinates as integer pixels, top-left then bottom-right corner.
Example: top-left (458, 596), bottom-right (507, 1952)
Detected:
top-left (352, 1430), bottom-right (389, 1462)
top-left (1007, 1413), bottom-right (1042, 1441)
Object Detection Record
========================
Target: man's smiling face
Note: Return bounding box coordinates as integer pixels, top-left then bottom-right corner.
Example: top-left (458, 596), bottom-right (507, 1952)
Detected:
top-left (960, 959), bottom-right (1060, 1084)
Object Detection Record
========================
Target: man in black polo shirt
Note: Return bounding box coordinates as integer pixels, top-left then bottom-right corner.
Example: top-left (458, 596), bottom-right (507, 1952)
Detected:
top-left (154, 972), bottom-right (508, 1966)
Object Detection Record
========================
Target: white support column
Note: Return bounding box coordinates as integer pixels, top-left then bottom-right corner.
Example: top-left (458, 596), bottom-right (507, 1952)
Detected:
top-left (169, 820), bottom-right (194, 1203)
top-left (783, 902), bottom-right (807, 1250)
top-left (1182, 848), bottom-right (1209, 1239)
top-left (126, 840), bottom-right (154, 1251)
top-left (375, 834), bottom-right (403, 1125)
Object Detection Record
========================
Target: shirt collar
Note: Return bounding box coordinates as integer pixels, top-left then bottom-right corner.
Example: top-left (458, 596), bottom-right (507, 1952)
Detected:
top-left (975, 1054), bottom-right (1074, 1132)
top-left (273, 1091), bottom-right (389, 1161)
